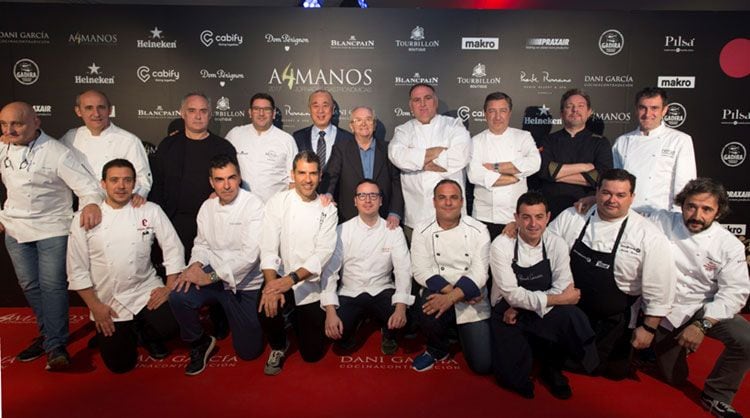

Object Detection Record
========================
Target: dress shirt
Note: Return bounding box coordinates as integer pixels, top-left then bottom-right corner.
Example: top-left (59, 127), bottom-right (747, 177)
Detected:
top-left (311, 124), bottom-right (338, 165)
top-left (359, 138), bottom-right (376, 179)
top-left (548, 206), bottom-right (676, 317)
top-left (0, 131), bottom-right (103, 243)
top-left (225, 124), bottom-right (298, 202)
top-left (388, 115), bottom-right (471, 228)
top-left (260, 189), bottom-right (338, 306)
top-left (190, 189), bottom-right (265, 292)
top-left (61, 123), bottom-right (153, 197)
top-left (67, 201), bottom-right (185, 321)
top-left (320, 216), bottom-right (414, 308)
top-left (468, 127), bottom-right (541, 224)
top-left (612, 123), bottom-right (696, 213)
top-left (411, 215), bottom-right (491, 324)
top-left (490, 232), bottom-right (573, 317)
top-left (647, 210), bottom-right (749, 329)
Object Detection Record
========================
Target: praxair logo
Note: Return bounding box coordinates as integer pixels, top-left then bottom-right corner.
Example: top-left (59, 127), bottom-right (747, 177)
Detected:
top-left (137, 66), bottom-right (180, 83)
top-left (456, 63), bottom-right (501, 89)
top-left (664, 103), bottom-right (687, 128)
top-left (0, 30), bottom-right (50, 44)
top-left (395, 26), bottom-right (440, 52)
top-left (599, 29), bottom-right (624, 56)
top-left (136, 27), bottom-right (177, 49)
top-left (330, 35), bottom-right (375, 50)
top-left (266, 33), bottom-right (310, 51)
top-left (13, 58), bottom-right (39, 85)
top-left (526, 37), bottom-right (570, 50)
top-left (200, 30), bottom-right (243, 47)
top-left (68, 32), bottom-right (118, 46)
top-left (268, 63), bottom-right (373, 93)
top-left (721, 142), bottom-right (746, 167)
top-left (74, 62), bottom-right (115, 85)
top-left (33, 104), bottom-right (52, 117)
top-left (664, 35), bottom-right (695, 53)
top-left (394, 72), bottom-right (439, 87)
top-left (727, 191), bottom-right (750, 202)
top-left (523, 104), bottom-right (562, 126)
top-left (721, 108), bottom-right (750, 126)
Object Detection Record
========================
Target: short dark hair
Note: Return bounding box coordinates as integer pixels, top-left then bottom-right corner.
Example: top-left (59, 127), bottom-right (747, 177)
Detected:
top-left (674, 178), bottom-right (730, 221)
top-left (409, 83), bottom-right (436, 97)
top-left (433, 179), bottom-right (463, 197)
top-left (355, 179), bottom-right (381, 194)
top-left (484, 92), bottom-right (513, 112)
top-left (102, 158), bottom-right (135, 181)
top-left (560, 88), bottom-right (591, 111)
top-left (598, 168), bottom-right (636, 194)
top-left (292, 150), bottom-right (321, 172)
top-left (516, 191), bottom-right (548, 213)
top-left (75, 89), bottom-right (111, 108)
top-left (208, 154), bottom-right (240, 177)
top-left (635, 87), bottom-right (668, 106)
top-left (250, 92), bottom-right (275, 111)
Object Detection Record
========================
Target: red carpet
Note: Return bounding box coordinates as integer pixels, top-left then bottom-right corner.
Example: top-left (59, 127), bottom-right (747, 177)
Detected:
top-left (1, 307), bottom-right (748, 418)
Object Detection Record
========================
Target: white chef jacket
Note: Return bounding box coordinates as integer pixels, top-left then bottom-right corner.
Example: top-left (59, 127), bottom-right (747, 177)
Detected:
top-left (388, 115), bottom-right (471, 228)
top-left (320, 216), bottom-right (414, 308)
top-left (260, 189), bottom-right (338, 306)
top-left (612, 123), bottom-right (696, 213)
top-left (548, 206), bottom-right (676, 317)
top-left (61, 123), bottom-right (152, 198)
top-left (490, 232), bottom-right (573, 318)
top-left (647, 210), bottom-right (750, 330)
top-left (190, 189), bottom-right (265, 292)
top-left (468, 127), bottom-right (541, 224)
top-left (411, 215), bottom-right (491, 324)
top-left (67, 201), bottom-right (185, 322)
top-left (0, 130), bottom-right (103, 243)
top-left (225, 124), bottom-right (298, 202)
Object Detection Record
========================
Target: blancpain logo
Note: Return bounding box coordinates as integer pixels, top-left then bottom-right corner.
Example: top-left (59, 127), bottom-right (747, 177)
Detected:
top-left (524, 104), bottom-right (562, 126)
top-left (593, 111), bottom-right (631, 124)
top-left (394, 72), bottom-right (439, 87)
top-left (664, 103), bottom-right (687, 128)
top-left (722, 223), bottom-right (747, 235)
top-left (136, 65), bottom-right (180, 83)
top-left (461, 37), bottom-right (499, 50)
top-left (137, 105), bottom-right (180, 120)
top-left (457, 105), bottom-right (486, 123)
top-left (199, 68), bottom-right (245, 87)
top-left (721, 142), bottom-right (746, 167)
top-left (583, 74), bottom-right (634, 88)
top-left (201, 30), bottom-right (243, 47)
top-left (265, 33), bottom-right (310, 52)
top-left (727, 190), bottom-right (750, 202)
top-left (0, 30), bottom-right (50, 44)
top-left (268, 63), bottom-right (374, 93)
top-left (657, 76), bottom-right (695, 89)
top-left (213, 97), bottom-right (245, 122)
top-left (13, 58), bottom-right (39, 85)
top-left (68, 32), bottom-right (118, 46)
top-left (137, 27), bottom-right (177, 49)
top-left (33, 104), bottom-right (52, 117)
top-left (599, 29), bottom-right (624, 56)
top-left (74, 62), bottom-right (115, 84)
top-left (526, 37), bottom-right (570, 50)
top-left (456, 63), bottom-right (501, 89)
top-left (664, 35), bottom-right (695, 53)
top-left (395, 26), bottom-right (440, 52)
top-left (721, 108), bottom-right (750, 126)
top-left (330, 35), bottom-right (375, 50)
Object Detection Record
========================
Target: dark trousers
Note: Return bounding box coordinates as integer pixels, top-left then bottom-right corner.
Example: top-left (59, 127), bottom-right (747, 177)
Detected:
top-left (338, 289), bottom-right (398, 342)
top-left (169, 282), bottom-right (264, 360)
top-left (259, 289), bottom-right (326, 362)
top-left (586, 310), bottom-right (634, 379)
top-left (98, 302), bottom-right (179, 373)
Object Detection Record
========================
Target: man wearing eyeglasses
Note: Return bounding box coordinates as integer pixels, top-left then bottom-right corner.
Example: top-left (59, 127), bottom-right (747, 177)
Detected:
top-left (226, 93), bottom-right (298, 203)
top-left (324, 106), bottom-right (403, 227)
top-left (0, 101), bottom-right (103, 370)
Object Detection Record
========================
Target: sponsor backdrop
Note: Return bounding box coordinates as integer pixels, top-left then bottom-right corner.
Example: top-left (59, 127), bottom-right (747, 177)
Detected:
top-left (0, 4), bottom-right (748, 304)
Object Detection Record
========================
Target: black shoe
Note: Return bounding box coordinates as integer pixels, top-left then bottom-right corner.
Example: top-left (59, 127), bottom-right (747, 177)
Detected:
top-left (143, 340), bottom-right (170, 360)
top-left (185, 335), bottom-right (216, 376)
top-left (45, 346), bottom-right (71, 371)
top-left (540, 368), bottom-right (572, 400)
top-left (17, 336), bottom-right (44, 362)
top-left (701, 392), bottom-right (743, 418)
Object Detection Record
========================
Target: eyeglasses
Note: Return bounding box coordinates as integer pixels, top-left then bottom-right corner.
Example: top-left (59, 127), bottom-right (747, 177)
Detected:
top-left (251, 106), bottom-right (274, 114)
top-left (351, 117), bottom-right (374, 125)
top-left (3, 139), bottom-right (37, 171)
top-left (355, 192), bottom-right (381, 201)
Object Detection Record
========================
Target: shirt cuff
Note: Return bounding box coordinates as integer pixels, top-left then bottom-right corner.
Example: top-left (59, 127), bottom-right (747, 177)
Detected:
top-left (68, 275), bottom-right (94, 291)
top-left (455, 276), bottom-right (480, 300)
top-left (703, 303), bottom-right (733, 322)
top-left (392, 292), bottom-right (415, 306)
top-left (320, 291), bottom-right (339, 308)
top-left (425, 275), bottom-right (450, 293)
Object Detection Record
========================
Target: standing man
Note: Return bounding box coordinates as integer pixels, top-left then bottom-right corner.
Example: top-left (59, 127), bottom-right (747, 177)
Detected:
top-left (258, 150), bottom-right (338, 375)
top-left (61, 89), bottom-right (152, 207)
top-left (548, 169), bottom-right (675, 379)
top-left (648, 178), bottom-right (749, 418)
top-left (225, 93), bottom-right (298, 203)
top-left (388, 83), bottom-right (471, 237)
top-left (324, 106), bottom-right (403, 226)
top-left (410, 179), bottom-right (492, 374)
top-left (612, 87), bottom-right (696, 214)
top-left (169, 154), bottom-right (266, 376)
top-left (490, 192), bottom-right (597, 399)
top-left (0, 102), bottom-right (103, 370)
top-left (321, 180), bottom-right (413, 354)
top-left (293, 89), bottom-right (354, 193)
top-left (67, 159), bottom-right (184, 374)
top-left (536, 88), bottom-right (613, 218)
top-left (468, 92), bottom-right (541, 241)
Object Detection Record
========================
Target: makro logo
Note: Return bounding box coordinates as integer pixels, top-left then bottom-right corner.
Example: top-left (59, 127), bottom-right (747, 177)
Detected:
top-left (722, 223), bottom-right (747, 236)
top-left (456, 63), bottom-right (501, 89)
top-left (394, 72), bottom-right (439, 87)
top-left (457, 105), bottom-right (485, 123)
top-left (136, 27), bottom-right (177, 49)
top-left (657, 76), bottom-right (696, 89)
top-left (583, 74), bottom-right (633, 88)
top-left (330, 35), bottom-right (375, 50)
top-left (664, 35), bottom-right (695, 53)
top-left (68, 32), bottom-right (118, 46)
top-left (526, 37), bottom-right (570, 50)
top-left (664, 103), bottom-right (687, 128)
top-left (523, 104), bottom-right (562, 126)
top-left (33, 104), bottom-right (52, 117)
top-left (721, 108), bottom-right (750, 126)
top-left (265, 33), bottom-right (310, 52)
top-left (461, 37), bottom-right (499, 50)
top-left (268, 63), bottom-right (374, 93)
top-left (727, 190), bottom-right (750, 202)
top-left (74, 62), bottom-right (115, 85)
top-left (137, 105), bottom-right (180, 120)
top-left (13, 58), bottom-right (39, 85)
top-left (598, 29), bottom-right (624, 56)
top-left (199, 68), bottom-right (245, 87)
top-left (136, 66), bottom-right (180, 83)
top-left (395, 26), bottom-right (440, 52)
top-left (0, 30), bottom-right (50, 44)
top-left (721, 142), bottom-right (746, 167)
top-left (200, 30), bottom-right (243, 47)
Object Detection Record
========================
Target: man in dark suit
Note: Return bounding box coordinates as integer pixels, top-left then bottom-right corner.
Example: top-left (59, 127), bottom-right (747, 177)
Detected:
top-left (293, 89), bottom-right (354, 193)
top-left (324, 106), bottom-right (403, 229)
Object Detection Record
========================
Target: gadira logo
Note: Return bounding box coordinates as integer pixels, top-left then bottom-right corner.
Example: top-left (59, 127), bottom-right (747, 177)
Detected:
top-left (200, 30), bottom-right (214, 47)
top-left (721, 141), bottom-right (746, 167)
top-left (664, 103), bottom-right (687, 128)
top-left (598, 29), bottom-right (624, 56)
top-left (13, 58), bottom-right (39, 85)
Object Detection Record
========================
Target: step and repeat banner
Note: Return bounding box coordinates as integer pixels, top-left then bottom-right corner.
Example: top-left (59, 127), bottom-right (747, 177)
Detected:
top-left (0, 4), bottom-right (748, 303)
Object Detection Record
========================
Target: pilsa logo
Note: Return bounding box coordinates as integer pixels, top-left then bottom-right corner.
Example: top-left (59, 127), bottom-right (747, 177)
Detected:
top-left (721, 108), bottom-right (750, 126)
top-left (265, 33), bottom-right (310, 52)
top-left (583, 74), bottom-right (633, 88)
top-left (0, 30), bottom-right (50, 44)
top-left (720, 142), bottom-right (746, 167)
top-left (394, 72), bottom-right (439, 87)
top-left (136, 27), bottom-right (177, 49)
top-left (68, 32), bottom-right (118, 46)
top-left (136, 66), bottom-right (180, 83)
top-left (395, 26), bottom-right (440, 52)
top-left (268, 63), bottom-right (374, 93)
top-left (526, 37), bottom-right (570, 51)
top-left (664, 35), bottom-right (695, 53)
top-left (664, 103), bottom-right (687, 128)
top-left (523, 104), bottom-right (562, 126)
top-left (13, 58), bottom-right (39, 85)
top-left (456, 63), bottom-right (501, 89)
top-left (200, 30), bottom-right (243, 47)
top-left (137, 105), bottom-right (180, 120)
top-left (330, 35), bottom-right (375, 50)
top-left (457, 105), bottom-right (486, 123)
top-left (598, 29), bottom-right (624, 56)
top-left (461, 37), bottom-right (499, 50)
top-left (74, 62), bottom-right (115, 85)
top-left (657, 76), bottom-right (695, 89)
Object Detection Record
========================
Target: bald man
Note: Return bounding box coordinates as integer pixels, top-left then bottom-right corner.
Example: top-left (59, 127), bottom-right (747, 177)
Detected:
top-left (0, 102), bottom-right (103, 370)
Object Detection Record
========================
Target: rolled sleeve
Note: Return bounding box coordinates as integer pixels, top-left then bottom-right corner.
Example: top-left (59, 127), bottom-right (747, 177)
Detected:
top-left (66, 212), bottom-right (94, 291)
top-left (391, 228), bottom-right (414, 306)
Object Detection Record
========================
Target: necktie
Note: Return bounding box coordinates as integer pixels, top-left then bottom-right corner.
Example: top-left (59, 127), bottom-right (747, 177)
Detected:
top-left (316, 131), bottom-right (327, 167)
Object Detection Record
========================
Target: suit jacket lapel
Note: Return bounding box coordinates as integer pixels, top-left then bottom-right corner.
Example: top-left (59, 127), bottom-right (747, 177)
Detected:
top-left (372, 138), bottom-right (386, 180)
top-left (350, 138), bottom-right (365, 179)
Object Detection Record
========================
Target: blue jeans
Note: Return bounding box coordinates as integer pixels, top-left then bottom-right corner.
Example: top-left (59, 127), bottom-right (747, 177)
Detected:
top-left (5, 234), bottom-right (69, 352)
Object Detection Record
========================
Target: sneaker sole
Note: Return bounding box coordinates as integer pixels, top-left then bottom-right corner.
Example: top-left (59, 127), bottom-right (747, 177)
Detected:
top-left (17, 352), bottom-right (44, 363)
top-left (185, 337), bottom-right (216, 376)
top-left (45, 356), bottom-right (70, 371)
top-left (412, 354), bottom-right (448, 372)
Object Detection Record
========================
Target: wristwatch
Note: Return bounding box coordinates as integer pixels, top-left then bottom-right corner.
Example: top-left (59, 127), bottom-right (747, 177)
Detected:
top-left (493, 162), bottom-right (500, 172)
top-left (202, 264), bottom-right (220, 283)
top-left (693, 318), bottom-right (714, 334)
top-left (289, 271), bottom-right (301, 284)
